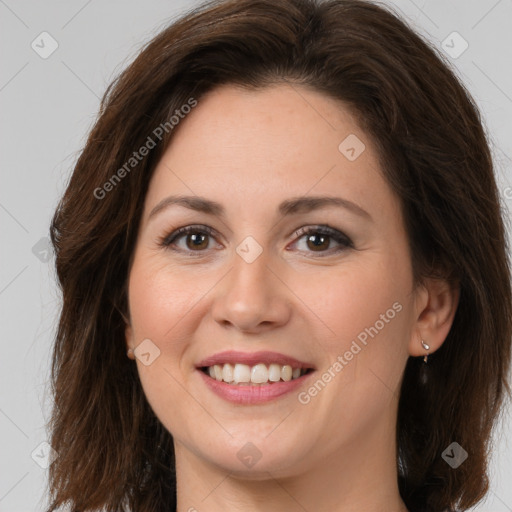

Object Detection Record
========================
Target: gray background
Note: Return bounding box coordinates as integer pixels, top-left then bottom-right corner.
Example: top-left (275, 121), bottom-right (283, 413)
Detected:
top-left (1, 0), bottom-right (511, 510)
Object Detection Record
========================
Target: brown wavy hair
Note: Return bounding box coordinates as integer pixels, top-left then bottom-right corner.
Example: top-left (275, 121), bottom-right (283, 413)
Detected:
top-left (46, 0), bottom-right (512, 511)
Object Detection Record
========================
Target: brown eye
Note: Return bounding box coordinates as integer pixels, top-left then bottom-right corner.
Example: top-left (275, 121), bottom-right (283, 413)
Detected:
top-left (305, 233), bottom-right (331, 252)
top-left (292, 225), bottom-right (353, 256)
top-left (161, 225), bottom-right (217, 252)
top-left (185, 232), bottom-right (209, 250)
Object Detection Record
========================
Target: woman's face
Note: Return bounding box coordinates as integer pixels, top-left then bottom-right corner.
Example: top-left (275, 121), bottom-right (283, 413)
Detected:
top-left (126, 83), bottom-right (420, 478)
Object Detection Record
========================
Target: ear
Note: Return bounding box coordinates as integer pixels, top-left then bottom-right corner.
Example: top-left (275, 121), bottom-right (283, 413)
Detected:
top-left (116, 281), bottom-right (136, 359)
top-left (124, 317), bottom-right (136, 360)
top-left (409, 278), bottom-right (460, 357)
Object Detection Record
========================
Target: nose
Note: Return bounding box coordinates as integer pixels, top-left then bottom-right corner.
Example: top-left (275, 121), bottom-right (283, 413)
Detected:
top-left (210, 249), bottom-right (292, 334)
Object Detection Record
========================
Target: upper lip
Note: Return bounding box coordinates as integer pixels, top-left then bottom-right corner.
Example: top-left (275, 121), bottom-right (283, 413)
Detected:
top-left (196, 350), bottom-right (316, 370)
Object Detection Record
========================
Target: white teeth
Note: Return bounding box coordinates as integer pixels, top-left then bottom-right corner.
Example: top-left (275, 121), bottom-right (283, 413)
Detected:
top-left (281, 365), bottom-right (292, 382)
top-left (222, 363), bottom-right (234, 383)
top-left (251, 364), bottom-right (269, 383)
top-left (214, 365), bottom-right (223, 381)
top-left (233, 364), bottom-right (251, 383)
top-left (268, 363), bottom-right (281, 382)
top-left (205, 363), bottom-right (308, 384)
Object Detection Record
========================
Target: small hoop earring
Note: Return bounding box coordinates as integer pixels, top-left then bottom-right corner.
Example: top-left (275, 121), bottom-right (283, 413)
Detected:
top-left (421, 339), bottom-right (430, 363)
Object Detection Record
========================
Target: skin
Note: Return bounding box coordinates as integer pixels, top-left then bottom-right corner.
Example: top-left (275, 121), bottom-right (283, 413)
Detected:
top-left (125, 83), bottom-right (459, 512)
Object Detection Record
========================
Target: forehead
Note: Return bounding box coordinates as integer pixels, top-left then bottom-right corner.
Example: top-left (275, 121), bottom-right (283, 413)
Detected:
top-left (142, 83), bottom-right (396, 222)
top-left (165, 83), bottom-right (364, 167)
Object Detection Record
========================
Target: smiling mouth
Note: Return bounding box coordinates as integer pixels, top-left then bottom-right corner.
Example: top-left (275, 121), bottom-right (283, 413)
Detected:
top-left (200, 363), bottom-right (314, 385)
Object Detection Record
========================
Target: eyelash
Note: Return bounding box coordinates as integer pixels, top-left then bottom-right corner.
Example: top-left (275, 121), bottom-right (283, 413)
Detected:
top-left (159, 224), bottom-right (354, 257)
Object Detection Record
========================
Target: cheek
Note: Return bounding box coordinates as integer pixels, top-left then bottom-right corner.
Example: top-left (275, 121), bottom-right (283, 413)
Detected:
top-left (295, 254), bottom-right (411, 345)
top-left (127, 255), bottom-right (204, 343)
top-left (126, 256), bottom-right (205, 427)
top-left (295, 250), bottom-right (413, 402)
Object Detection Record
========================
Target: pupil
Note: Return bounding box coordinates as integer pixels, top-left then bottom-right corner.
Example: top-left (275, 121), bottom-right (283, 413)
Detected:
top-left (189, 233), bottom-right (207, 249)
top-left (308, 234), bottom-right (328, 250)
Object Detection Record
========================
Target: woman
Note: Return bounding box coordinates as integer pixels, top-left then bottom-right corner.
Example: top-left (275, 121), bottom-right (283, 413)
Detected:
top-left (46, 0), bottom-right (512, 511)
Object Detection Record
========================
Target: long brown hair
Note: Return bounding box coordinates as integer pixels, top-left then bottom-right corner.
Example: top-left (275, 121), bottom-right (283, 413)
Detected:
top-left (47, 0), bottom-right (512, 511)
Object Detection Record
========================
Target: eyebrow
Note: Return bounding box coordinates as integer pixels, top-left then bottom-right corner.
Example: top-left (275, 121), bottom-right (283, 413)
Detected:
top-left (148, 194), bottom-right (372, 221)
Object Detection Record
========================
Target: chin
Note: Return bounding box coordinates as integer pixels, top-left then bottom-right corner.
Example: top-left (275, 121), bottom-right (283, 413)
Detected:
top-left (192, 433), bottom-right (310, 477)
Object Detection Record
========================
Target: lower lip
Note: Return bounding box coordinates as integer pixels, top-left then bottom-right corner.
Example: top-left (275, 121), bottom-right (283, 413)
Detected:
top-left (197, 369), bottom-right (314, 404)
